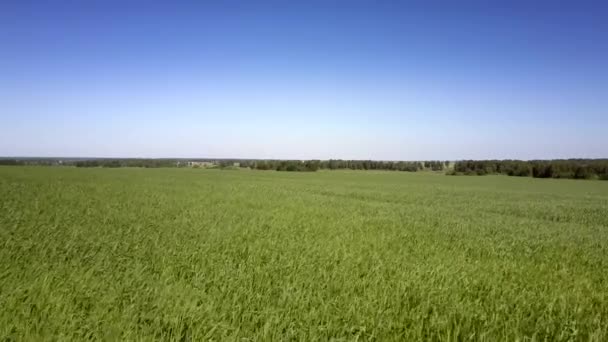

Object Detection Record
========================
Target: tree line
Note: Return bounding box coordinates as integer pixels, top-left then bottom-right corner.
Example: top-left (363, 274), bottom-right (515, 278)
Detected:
top-left (73, 159), bottom-right (179, 168)
top-left (0, 159), bottom-right (59, 166)
top-left (451, 159), bottom-right (608, 180)
top-left (240, 160), bottom-right (447, 172)
top-left (5, 158), bottom-right (606, 180)
top-left (0, 158), bottom-right (448, 172)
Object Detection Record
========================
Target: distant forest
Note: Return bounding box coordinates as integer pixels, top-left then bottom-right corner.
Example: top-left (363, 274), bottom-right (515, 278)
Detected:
top-left (1, 158), bottom-right (607, 180)
top-left (451, 160), bottom-right (608, 180)
top-left (238, 160), bottom-right (445, 172)
top-left (0, 158), bottom-right (444, 172)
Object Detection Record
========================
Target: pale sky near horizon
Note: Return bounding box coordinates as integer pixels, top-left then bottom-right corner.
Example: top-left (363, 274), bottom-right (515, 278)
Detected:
top-left (1, 1), bottom-right (607, 160)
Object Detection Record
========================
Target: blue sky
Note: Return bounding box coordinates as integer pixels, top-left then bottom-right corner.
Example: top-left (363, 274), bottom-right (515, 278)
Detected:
top-left (1, 1), bottom-right (607, 160)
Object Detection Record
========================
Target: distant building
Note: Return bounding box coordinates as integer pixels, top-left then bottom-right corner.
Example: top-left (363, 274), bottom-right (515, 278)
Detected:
top-left (187, 161), bottom-right (215, 168)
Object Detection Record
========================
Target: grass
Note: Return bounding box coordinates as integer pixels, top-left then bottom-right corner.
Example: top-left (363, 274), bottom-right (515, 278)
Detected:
top-left (1, 166), bottom-right (608, 341)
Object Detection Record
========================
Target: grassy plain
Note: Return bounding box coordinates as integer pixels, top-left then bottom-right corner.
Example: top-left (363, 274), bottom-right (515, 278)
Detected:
top-left (1, 166), bottom-right (608, 340)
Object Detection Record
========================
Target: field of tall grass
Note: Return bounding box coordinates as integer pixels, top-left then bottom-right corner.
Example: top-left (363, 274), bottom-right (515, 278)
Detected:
top-left (1, 166), bottom-right (607, 340)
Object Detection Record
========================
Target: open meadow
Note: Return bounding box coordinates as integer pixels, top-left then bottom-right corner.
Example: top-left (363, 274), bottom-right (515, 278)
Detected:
top-left (1, 166), bottom-right (608, 340)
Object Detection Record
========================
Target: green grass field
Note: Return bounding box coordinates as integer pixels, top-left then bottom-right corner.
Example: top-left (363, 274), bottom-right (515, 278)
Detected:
top-left (1, 167), bottom-right (608, 340)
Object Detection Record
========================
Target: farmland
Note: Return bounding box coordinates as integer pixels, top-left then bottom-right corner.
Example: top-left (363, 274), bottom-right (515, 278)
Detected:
top-left (1, 166), bottom-right (608, 340)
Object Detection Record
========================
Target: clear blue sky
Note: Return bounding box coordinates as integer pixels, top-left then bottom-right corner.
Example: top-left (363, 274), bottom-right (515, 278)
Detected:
top-left (1, 1), bottom-right (607, 160)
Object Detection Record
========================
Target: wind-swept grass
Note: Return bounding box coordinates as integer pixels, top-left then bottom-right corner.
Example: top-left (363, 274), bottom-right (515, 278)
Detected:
top-left (1, 167), bottom-right (607, 340)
